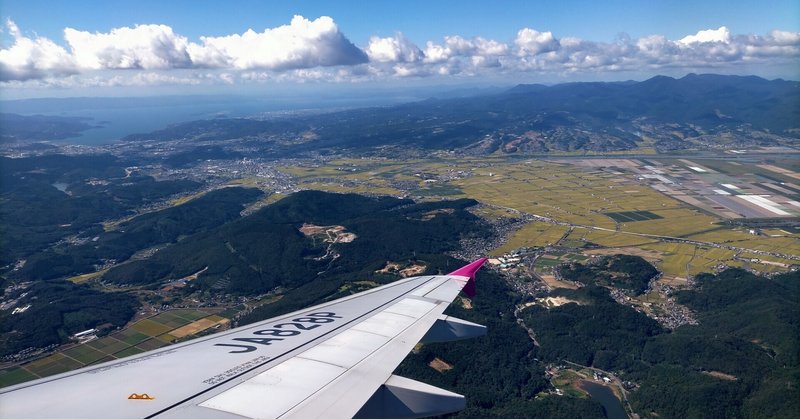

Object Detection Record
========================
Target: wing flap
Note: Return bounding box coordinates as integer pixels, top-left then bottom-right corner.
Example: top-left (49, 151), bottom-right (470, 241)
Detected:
top-left (299, 329), bottom-right (390, 368)
top-left (420, 315), bottom-right (487, 344)
top-left (199, 357), bottom-right (345, 419)
top-left (354, 375), bottom-right (465, 419)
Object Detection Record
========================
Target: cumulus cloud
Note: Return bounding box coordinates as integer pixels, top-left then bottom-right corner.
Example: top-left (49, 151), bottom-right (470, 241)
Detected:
top-left (189, 15), bottom-right (367, 70)
top-left (506, 26), bottom-right (799, 75)
top-left (65, 24), bottom-right (193, 69)
top-left (678, 26), bottom-right (732, 44)
top-left (365, 33), bottom-right (424, 63)
top-left (515, 28), bottom-right (560, 56)
top-left (1, 17), bottom-right (798, 86)
top-left (423, 35), bottom-right (508, 64)
top-left (0, 19), bottom-right (75, 81)
top-left (0, 16), bottom-right (367, 81)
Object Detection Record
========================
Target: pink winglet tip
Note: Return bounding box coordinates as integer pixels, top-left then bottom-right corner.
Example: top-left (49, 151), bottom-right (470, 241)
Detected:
top-left (448, 257), bottom-right (487, 298)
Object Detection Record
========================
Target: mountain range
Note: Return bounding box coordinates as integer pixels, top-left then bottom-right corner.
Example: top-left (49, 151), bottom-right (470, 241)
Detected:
top-left (122, 73), bottom-right (799, 156)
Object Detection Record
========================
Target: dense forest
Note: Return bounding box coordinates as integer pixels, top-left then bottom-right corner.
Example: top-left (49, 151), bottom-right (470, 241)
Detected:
top-left (523, 268), bottom-right (800, 418)
top-left (103, 191), bottom-right (492, 294)
top-left (13, 187), bottom-right (263, 281)
top-left (630, 269), bottom-right (800, 418)
top-left (523, 286), bottom-right (664, 370)
top-left (0, 154), bottom-right (200, 268)
top-left (0, 281), bottom-right (138, 356)
top-left (393, 266), bottom-right (608, 418)
top-left (558, 254), bottom-right (658, 295)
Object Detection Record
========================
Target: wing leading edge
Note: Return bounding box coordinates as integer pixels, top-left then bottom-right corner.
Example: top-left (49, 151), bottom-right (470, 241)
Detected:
top-left (0, 258), bottom-right (488, 418)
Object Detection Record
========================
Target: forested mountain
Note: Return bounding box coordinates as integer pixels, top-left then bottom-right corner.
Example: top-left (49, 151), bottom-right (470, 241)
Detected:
top-left (12, 187), bottom-right (263, 281)
top-left (558, 254), bottom-right (659, 295)
top-left (123, 74), bottom-right (799, 155)
top-left (102, 191), bottom-right (492, 294)
top-left (0, 154), bottom-right (200, 266)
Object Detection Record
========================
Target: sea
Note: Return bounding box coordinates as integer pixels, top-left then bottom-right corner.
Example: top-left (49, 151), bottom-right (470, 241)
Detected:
top-left (0, 93), bottom-right (421, 145)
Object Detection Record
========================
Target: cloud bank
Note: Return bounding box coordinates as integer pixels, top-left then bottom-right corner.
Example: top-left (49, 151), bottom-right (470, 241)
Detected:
top-left (1, 16), bottom-right (798, 86)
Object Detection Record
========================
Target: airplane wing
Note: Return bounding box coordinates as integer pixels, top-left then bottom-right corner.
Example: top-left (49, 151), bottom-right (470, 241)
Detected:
top-left (0, 258), bottom-right (488, 418)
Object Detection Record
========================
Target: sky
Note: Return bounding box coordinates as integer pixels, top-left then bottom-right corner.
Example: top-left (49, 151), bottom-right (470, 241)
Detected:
top-left (1, 0), bottom-right (798, 98)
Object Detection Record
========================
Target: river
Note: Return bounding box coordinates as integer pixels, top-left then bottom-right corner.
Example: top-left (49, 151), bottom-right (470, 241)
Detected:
top-left (579, 380), bottom-right (627, 419)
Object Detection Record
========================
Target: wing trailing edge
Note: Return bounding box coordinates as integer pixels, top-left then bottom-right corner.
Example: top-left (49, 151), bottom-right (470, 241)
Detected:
top-left (420, 315), bottom-right (486, 344)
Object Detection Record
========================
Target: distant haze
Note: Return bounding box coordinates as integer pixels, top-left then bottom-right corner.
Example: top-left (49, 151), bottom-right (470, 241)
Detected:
top-left (0, 86), bottom-right (474, 144)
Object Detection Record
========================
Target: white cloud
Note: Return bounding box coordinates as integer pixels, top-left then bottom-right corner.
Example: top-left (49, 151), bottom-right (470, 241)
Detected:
top-left (0, 19), bottom-right (75, 81)
top-left (515, 28), bottom-right (560, 56)
top-left (678, 26), bottom-right (732, 45)
top-left (189, 15), bottom-right (367, 70)
top-left (423, 41), bottom-right (450, 63)
top-left (1, 18), bottom-right (798, 86)
top-left (769, 30), bottom-right (800, 45)
top-left (0, 16), bottom-right (367, 81)
top-left (366, 33), bottom-right (424, 63)
top-left (423, 35), bottom-right (509, 64)
top-left (64, 24), bottom-right (193, 70)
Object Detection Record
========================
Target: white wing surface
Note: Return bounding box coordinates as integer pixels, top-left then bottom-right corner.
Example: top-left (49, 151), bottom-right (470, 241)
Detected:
top-left (0, 258), bottom-right (488, 418)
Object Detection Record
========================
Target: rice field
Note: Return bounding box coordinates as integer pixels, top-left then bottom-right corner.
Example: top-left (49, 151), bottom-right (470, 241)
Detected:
top-left (580, 229), bottom-right (660, 247)
top-left (492, 222), bottom-right (569, 255)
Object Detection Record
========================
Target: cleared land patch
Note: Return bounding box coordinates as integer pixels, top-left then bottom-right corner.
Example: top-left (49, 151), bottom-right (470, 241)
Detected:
top-left (170, 317), bottom-right (229, 338)
top-left (429, 357), bottom-right (454, 373)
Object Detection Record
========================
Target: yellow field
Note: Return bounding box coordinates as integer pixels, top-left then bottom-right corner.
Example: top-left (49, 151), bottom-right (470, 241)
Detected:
top-left (686, 228), bottom-right (758, 243)
top-left (170, 190), bottom-right (209, 206)
top-left (492, 222), bottom-right (568, 255)
top-left (728, 237), bottom-right (800, 255)
top-left (224, 177), bottom-right (267, 188)
top-left (300, 182), bottom-right (403, 196)
top-left (641, 242), bottom-right (698, 277)
top-left (131, 319), bottom-right (173, 336)
top-left (67, 269), bottom-right (108, 284)
top-left (619, 208), bottom-right (717, 237)
top-left (170, 316), bottom-right (229, 338)
top-left (739, 252), bottom-right (796, 266)
top-left (581, 229), bottom-right (660, 247)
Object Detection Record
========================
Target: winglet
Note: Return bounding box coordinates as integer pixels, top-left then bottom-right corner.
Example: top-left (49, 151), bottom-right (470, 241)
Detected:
top-left (448, 258), bottom-right (487, 298)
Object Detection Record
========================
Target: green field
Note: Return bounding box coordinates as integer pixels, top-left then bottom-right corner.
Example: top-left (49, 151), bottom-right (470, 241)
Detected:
top-left (605, 210), bottom-right (663, 222)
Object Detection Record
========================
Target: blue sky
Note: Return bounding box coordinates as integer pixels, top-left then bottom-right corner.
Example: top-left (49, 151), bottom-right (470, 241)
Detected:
top-left (1, 0), bottom-right (798, 97)
top-left (4, 0), bottom-right (798, 45)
